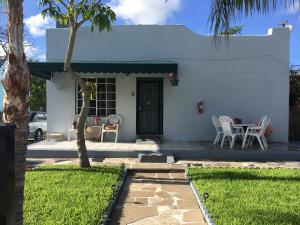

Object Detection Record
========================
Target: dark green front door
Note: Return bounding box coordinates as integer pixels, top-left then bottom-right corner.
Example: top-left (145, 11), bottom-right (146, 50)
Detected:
top-left (136, 78), bottom-right (163, 135)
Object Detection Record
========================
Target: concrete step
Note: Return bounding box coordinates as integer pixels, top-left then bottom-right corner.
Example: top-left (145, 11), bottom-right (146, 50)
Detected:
top-left (136, 135), bottom-right (163, 144)
top-left (138, 153), bottom-right (175, 164)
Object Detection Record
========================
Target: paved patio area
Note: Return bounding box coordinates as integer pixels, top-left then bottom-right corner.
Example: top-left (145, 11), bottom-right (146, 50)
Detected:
top-left (28, 140), bottom-right (300, 151)
top-left (27, 140), bottom-right (300, 161)
top-left (26, 157), bottom-right (300, 170)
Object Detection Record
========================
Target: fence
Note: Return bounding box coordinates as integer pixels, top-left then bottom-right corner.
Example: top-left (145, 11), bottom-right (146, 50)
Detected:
top-left (289, 108), bottom-right (300, 140)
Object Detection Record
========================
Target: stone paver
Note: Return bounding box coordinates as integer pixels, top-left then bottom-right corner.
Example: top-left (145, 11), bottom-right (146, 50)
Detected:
top-left (28, 140), bottom-right (300, 152)
top-left (108, 171), bottom-right (206, 225)
top-left (26, 157), bottom-right (300, 170)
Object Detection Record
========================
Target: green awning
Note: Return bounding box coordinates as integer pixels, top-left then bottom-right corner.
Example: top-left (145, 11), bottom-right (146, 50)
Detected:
top-left (28, 61), bottom-right (178, 80)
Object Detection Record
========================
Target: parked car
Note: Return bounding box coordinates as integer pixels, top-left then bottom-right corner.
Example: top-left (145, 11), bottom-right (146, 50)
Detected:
top-left (28, 111), bottom-right (47, 141)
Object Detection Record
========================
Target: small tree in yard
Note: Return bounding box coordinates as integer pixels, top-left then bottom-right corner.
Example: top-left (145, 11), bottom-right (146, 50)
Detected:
top-left (39, 0), bottom-right (116, 167)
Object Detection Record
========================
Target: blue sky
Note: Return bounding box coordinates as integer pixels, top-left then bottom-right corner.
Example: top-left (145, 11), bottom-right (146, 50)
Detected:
top-left (1, 0), bottom-right (299, 65)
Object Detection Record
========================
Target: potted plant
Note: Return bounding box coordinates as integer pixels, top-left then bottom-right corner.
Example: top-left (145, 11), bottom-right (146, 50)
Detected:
top-left (167, 73), bottom-right (179, 86)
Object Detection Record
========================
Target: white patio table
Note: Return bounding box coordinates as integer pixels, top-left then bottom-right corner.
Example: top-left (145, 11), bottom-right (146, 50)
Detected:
top-left (234, 123), bottom-right (256, 132)
top-left (234, 123), bottom-right (256, 127)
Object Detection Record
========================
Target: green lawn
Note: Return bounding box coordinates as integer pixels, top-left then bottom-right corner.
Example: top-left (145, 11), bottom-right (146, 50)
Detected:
top-left (24, 165), bottom-right (123, 225)
top-left (189, 168), bottom-right (300, 225)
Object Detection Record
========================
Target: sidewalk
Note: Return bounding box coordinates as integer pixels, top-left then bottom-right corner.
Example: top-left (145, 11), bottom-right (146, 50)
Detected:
top-left (109, 171), bottom-right (206, 225)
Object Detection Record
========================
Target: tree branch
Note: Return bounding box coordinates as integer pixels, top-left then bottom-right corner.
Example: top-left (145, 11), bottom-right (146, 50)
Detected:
top-left (78, 18), bottom-right (88, 27)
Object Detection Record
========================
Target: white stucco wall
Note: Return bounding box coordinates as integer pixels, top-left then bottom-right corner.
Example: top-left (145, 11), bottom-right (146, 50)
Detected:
top-left (46, 25), bottom-right (290, 142)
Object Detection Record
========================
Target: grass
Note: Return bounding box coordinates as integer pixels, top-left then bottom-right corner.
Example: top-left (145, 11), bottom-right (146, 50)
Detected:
top-left (24, 165), bottom-right (123, 225)
top-left (189, 168), bottom-right (300, 225)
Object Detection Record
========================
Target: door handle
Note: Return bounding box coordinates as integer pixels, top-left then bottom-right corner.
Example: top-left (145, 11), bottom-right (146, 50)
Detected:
top-left (138, 106), bottom-right (142, 111)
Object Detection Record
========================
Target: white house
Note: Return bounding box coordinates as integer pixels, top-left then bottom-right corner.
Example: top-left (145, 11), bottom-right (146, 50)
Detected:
top-left (29, 25), bottom-right (290, 142)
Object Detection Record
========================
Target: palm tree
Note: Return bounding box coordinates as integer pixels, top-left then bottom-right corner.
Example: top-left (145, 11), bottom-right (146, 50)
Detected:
top-left (209, 0), bottom-right (299, 36)
top-left (1, 0), bottom-right (30, 224)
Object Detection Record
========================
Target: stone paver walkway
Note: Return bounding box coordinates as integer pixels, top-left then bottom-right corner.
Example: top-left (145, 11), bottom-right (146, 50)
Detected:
top-left (109, 171), bottom-right (206, 225)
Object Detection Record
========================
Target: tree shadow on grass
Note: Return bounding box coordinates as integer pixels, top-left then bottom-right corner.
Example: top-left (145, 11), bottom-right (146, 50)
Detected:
top-left (211, 206), bottom-right (300, 225)
top-left (242, 208), bottom-right (300, 225)
top-left (190, 170), bottom-right (300, 182)
top-left (29, 165), bottom-right (122, 174)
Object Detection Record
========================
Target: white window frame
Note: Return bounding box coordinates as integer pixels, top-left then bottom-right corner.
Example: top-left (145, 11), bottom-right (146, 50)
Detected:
top-left (76, 78), bottom-right (116, 117)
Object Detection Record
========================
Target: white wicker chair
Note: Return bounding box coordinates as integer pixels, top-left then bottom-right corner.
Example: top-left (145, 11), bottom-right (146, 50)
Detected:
top-left (212, 115), bottom-right (223, 144)
top-left (242, 116), bottom-right (270, 150)
top-left (101, 114), bottom-right (122, 143)
top-left (220, 121), bottom-right (244, 148)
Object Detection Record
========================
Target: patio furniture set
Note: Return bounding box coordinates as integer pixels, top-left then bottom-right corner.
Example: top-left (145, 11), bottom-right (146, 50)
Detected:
top-left (212, 115), bottom-right (271, 150)
top-left (68, 114), bottom-right (121, 143)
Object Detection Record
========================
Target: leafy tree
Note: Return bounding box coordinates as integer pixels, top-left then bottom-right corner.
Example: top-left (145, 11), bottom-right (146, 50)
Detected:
top-left (218, 25), bottom-right (243, 35)
top-left (39, 0), bottom-right (116, 168)
top-left (1, 0), bottom-right (30, 224)
top-left (0, 27), bottom-right (43, 113)
top-left (290, 69), bottom-right (300, 108)
top-left (0, 26), bottom-right (33, 66)
top-left (29, 75), bottom-right (46, 111)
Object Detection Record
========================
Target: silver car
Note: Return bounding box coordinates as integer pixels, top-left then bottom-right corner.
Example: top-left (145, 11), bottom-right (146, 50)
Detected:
top-left (28, 112), bottom-right (47, 141)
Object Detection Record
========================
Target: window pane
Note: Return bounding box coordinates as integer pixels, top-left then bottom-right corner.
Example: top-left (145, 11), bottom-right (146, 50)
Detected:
top-left (107, 84), bottom-right (116, 92)
top-left (87, 78), bottom-right (96, 83)
top-left (37, 114), bottom-right (46, 120)
top-left (98, 78), bottom-right (105, 83)
top-left (77, 78), bottom-right (116, 117)
top-left (77, 89), bottom-right (82, 100)
top-left (97, 93), bottom-right (106, 100)
top-left (107, 101), bottom-right (116, 108)
top-left (89, 108), bottom-right (96, 116)
top-left (107, 93), bottom-right (116, 100)
top-left (107, 108), bottom-right (116, 115)
top-left (107, 78), bottom-right (115, 83)
top-left (77, 108), bottom-right (82, 114)
top-left (98, 101), bottom-right (106, 108)
top-left (98, 84), bottom-right (106, 92)
top-left (97, 109), bottom-right (106, 117)
top-left (78, 100), bottom-right (82, 108)
top-left (90, 100), bottom-right (96, 107)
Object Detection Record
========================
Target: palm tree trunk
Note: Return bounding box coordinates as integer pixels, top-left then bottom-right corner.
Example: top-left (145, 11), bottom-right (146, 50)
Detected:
top-left (64, 23), bottom-right (90, 168)
top-left (2, 0), bottom-right (30, 224)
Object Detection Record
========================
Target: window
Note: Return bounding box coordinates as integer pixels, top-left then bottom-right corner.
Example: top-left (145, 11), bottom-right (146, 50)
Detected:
top-left (76, 78), bottom-right (116, 116)
top-left (37, 113), bottom-right (46, 121)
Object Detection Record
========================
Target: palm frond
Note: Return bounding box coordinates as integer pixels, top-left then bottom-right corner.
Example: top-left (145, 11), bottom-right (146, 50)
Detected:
top-left (209, 0), bottom-right (298, 39)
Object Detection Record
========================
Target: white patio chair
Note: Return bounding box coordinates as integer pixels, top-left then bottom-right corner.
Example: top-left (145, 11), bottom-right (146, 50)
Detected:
top-left (101, 114), bottom-right (122, 143)
top-left (212, 115), bottom-right (223, 144)
top-left (242, 116), bottom-right (270, 150)
top-left (218, 115), bottom-right (244, 133)
top-left (220, 121), bottom-right (244, 148)
top-left (68, 114), bottom-right (80, 141)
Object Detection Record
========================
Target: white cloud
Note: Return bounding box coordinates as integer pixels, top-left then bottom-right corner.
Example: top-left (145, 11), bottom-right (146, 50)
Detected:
top-left (24, 46), bottom-right (39, 59)
top-left (109, 0), bottom-right (181, 24)
top-left (24, 14), bottom-right (55, 37)
top-left (38, 54), bottom-right (46, 62)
